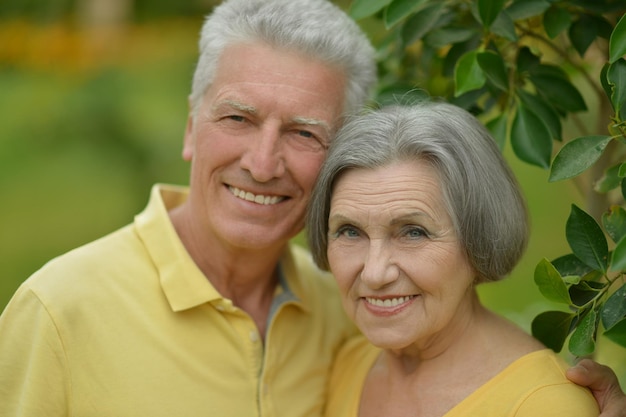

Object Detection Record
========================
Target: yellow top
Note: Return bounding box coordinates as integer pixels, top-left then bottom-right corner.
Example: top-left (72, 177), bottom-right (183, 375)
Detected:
top-left (325, 337), bottom-right (599, 417)
top-left (0, 184), bottom-right (356, 417)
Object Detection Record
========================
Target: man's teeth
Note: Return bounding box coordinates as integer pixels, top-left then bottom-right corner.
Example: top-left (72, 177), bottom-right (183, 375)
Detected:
top-left (365, 296), bottom-right (414, 307)
top-left (229, 186), bottom-right (282, 205)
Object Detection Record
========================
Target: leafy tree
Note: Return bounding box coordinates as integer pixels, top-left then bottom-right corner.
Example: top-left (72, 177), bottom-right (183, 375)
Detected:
top-left (348, 0), bottom-right (626, 356)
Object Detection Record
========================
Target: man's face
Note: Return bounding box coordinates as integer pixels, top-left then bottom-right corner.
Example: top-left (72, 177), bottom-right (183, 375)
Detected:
top-left (183, 42), bottom-right (346, 252)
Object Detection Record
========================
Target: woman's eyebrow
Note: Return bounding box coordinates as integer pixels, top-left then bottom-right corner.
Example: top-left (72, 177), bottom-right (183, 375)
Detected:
top-left (389, 211), bottom-right (433, 226)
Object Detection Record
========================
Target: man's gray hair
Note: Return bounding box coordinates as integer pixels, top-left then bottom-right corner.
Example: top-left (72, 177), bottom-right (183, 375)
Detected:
top-left (189, 0), bottom-right (377, 118)
top-left (307, 101), bottom-right (529, 283)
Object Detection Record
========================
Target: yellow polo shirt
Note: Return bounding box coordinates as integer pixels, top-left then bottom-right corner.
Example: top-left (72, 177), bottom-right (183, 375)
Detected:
top-left (326, 338), bottom-right (599, 417)
top-left (0, 184), bottom-right (356, 417)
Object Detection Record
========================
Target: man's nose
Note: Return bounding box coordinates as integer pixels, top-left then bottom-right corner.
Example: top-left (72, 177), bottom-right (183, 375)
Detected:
top-left (240, 124), bottom-right (286, 182)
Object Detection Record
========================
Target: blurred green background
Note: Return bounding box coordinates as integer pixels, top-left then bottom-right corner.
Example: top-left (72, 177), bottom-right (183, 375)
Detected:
top-left (0, 0), bottom-right (623, 384)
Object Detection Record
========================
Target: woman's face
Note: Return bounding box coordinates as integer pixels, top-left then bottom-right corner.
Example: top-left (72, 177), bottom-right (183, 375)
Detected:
top-left (327, 160), bottom-right (477, 353)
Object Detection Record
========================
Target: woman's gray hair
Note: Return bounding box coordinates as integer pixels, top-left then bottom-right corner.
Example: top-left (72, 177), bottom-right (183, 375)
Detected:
top-left (189, 0), bottom-right (377, 118)
top-left (306, 101), bottom-right (529, 283)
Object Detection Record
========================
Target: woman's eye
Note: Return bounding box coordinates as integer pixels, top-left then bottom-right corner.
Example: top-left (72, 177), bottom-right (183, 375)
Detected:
top-left (403, 226), bottom-right (427, 239)
top-left (339, 226), bottom-right (359, 237)
top-left (337, 225), bottom-right (360, 238)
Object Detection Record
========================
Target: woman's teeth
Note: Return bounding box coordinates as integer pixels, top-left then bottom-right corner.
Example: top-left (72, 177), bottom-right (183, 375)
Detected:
top-left (365, 296), bottom-right (414, 307)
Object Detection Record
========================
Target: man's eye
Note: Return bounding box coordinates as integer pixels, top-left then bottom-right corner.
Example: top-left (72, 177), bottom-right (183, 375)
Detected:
top-left (228, 115), bottom-right (246, 122)
top-left (290, 129), bottom-right (328, 152)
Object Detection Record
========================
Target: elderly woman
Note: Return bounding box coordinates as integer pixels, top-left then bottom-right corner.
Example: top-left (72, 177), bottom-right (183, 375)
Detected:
top-left (306, 102), bottom-right (599, 417)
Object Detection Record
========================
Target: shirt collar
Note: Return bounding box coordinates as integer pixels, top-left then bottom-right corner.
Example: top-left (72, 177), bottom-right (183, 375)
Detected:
top-left (134, 184), bottom-right (308, 313)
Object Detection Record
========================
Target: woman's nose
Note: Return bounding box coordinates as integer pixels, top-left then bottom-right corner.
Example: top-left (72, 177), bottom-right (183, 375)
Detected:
top-left (359, 240), bottom-right (399, 289)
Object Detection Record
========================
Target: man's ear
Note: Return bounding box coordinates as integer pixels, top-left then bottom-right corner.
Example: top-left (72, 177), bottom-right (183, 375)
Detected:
top-left (182, 96), bottom-right (196, 161)
top-left (182, 113), bottom-right (194, 161)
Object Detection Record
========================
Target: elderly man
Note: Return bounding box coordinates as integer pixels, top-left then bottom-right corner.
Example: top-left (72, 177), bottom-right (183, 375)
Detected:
top-left (0, 0), bottom-right (623, 416)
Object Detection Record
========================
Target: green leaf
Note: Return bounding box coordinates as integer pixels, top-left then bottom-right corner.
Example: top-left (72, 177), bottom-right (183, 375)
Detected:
top-left (477, 0), bottom-right (506, 28)
top-left (603, 318), bottom-right (626, 348)
top-left (384, 0), bottom-right (428, 28)
top-left (454, 51), bottom-right (486, 97)
top-left (424, 27), bottom-right (477, 49)
top-left (505, 0), bottom-right (550, 21)
top-left (531, 311), bottom-right (574, 352)
top-left (530, 63), bottom-right (567, 79)
top-left (562, 275), bottom-right (581, 285)
top-left (569, 309), bottom-right (597, 356)
top-left (601, 285), bottom-right (626, 330)
top-left (543, 6), bottom-right (571, 39)
top-left (602, 205), bottom-right (626, 244)
top-left (517, 90), bottom-right (561, 140)
top-left (477, 51), bottom-right (508, 92)
top-left (609, 14), bottom-right (626, 63)
top-left (569, 281), bottom-right (605, 307)
top-left (375, 84), bottom-right (430, 107)
top-left (595, 163), bottom-right (622, 193)
top-left (511, 103), bottom-right (552, 168)
top-left (596, 16), bottom-right (616, 40)
top-left (490, 11), bottom-right (517, 41)
top-left (450, 89), bottom-right (485, 110)
top-left (530, 74), bottom-right (587, 112)
top-left (401, 3), bottom-right (445, 46)
top-left (607, 59), bottom-right (626, 120)
top-left (619, 163), bottom-right (626, 177)
top-left (569, 15), bottom-right (598, 57)
top-left (566, 204), bottom-right (609, 272)
top-left (444, 42), bottom-right (479, 77)
top-left (552, 253), bottom-right (594, 278)
top-left (534, 258), bottom-right (572, 304)
top-left (600, 63), bottom-right (612, 101)
top-left (516, 47), bottom-right (541, 74)
top-left (349, 0), bottom-right (392, 20)
top-left (549, 135), bottom-right (612, 182)
top-left (610, 234), bottom-right (626, 272)
top-left (486, 113), bottom-right (507, 150)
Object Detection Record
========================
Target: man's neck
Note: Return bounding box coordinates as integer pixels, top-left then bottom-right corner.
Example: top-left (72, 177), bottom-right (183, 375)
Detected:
top-left (168, 203), bottom-right (284, 337)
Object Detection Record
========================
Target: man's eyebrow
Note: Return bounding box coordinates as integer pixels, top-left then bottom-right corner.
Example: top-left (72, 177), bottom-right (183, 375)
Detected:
top-left (212, 100), bottom-right (332, 135)
top-left (213, 99), bottom-right (257, 114)
top-left (292, 116), bottom-right (331, 135)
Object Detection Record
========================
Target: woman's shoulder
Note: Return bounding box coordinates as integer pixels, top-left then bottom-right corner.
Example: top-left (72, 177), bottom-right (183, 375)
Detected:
top-left (500, 349), bottom-right (600, 415)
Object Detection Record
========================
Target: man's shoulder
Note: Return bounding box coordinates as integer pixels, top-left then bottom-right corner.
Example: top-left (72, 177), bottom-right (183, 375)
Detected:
top-left (22, 223), bottom-right (147, 303)
top-left (287, 243), bottom-right (337, 292)
top-left (285, 243), bottom-right (348, 314)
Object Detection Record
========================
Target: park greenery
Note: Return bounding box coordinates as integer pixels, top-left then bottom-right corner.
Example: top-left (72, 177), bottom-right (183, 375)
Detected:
top-left (0, 0), bottom-right (624, 383)
top-left (347, 0), bottom-right (626, 357)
